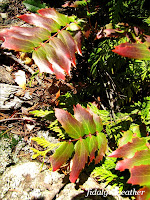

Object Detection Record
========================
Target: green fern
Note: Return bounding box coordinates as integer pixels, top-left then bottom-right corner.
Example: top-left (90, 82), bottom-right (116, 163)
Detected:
top-left (48, 120), bottom-right (66, 139)
top-left (31, 137), bottom-right (61, 166)
top-left (30, 109), bottom-right (54, 117)
top-left (92, 156), bottom-right (124, 191)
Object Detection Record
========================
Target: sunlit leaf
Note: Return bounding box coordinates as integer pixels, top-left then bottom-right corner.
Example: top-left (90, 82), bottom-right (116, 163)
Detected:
top-left (116, 149), bottom-right (150, 171)
top-left (74, 104), bottom-right (96, 135)
top-left (127, 165), bottom-right (150, 186)
top-left (86, 135), bottom-right (98, 163)
top-left (109, 137), bottom-right (148, 159)
top-left (69, 139), bottom-right (89, 183)
top-left (55, 108), bottom-right (85, 139)
top-left (0, 8), bottom-right (82, 80)
top-left (87, 106), bottom-right (103, 132)
top-left (95, 132), bottom-right (107, 164)
top-left (50, 141), bottom-right (74, 171)
top-left (112, 42), bottom-right (150, 60)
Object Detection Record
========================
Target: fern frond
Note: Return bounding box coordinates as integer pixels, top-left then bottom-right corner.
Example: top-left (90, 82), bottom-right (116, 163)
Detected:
top-left (30, 109), bottom-right (54, 117)
top-left (48, 120), bottom-right (66, 139)
top-left (31, 136), bottom-right (61, 148)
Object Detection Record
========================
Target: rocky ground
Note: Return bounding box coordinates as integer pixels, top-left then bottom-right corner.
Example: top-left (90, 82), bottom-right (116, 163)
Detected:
top-left (0, 1), bottom-right (130, 200)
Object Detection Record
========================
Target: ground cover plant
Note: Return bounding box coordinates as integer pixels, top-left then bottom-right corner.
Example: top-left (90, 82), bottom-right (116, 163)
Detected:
top-left (0, 0), bottom-right (150, 199)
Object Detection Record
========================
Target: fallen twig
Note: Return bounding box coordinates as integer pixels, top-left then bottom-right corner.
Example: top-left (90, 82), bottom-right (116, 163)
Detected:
top-left (0, 117), bottom-right (35, 123)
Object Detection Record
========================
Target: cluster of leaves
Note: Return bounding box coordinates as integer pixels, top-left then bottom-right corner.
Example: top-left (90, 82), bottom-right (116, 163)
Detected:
top-left (109, 130), bottom-right (150, 200)
top-left (0, 8), bottom-right (82, 80)
top-left (0, 1), bottom-right (150, 199)
top-left (31, 104), bottom-right (107, 183)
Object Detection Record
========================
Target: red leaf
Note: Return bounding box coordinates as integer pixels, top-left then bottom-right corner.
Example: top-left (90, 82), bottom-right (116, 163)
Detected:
top-left (38, 8), bottom-right (70, 26)
top-left (95, 132), bottom-right (107, 164)
top-left (0, 26), bottom-right (51, 52)
top-left (112, 42), bottom-right (150, 60)
top-left (50, 141), bottom-right (74, 171)
top-left (127, 165), bottom-right (150, 186)
top-left (109, 137), bottom-right (148, 159)
top-left (69, 139), bottom-right (89, 183)
top-left (136, 186), bottom-right (150, 200)
top-left (116, 149), bottom-right (150, 171)
top-left (48, 38), bottom-right (72, 75)
top-left (74, 104), bottom-right (96, 135)
top-left (55, 108), bottom-right (85, 139)
top-left (73, 30), bottom-right (82, 56)
top-left (58, 30), bottom-right (77, 66)
top-left (1, 36), bottom-right (35, 52)
top-left (18, 13), bottom-right (59, 32)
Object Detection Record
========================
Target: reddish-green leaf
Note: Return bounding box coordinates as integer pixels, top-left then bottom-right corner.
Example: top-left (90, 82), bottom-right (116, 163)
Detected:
top-left (116, 149), bottom-right (150, 171)
top-left (127, 165), bottom-right (150, 186)
top-left (86, 135), bottom-right (98, 163)
top-left (50, 141), bottom-right (74, 171)
top-left (0, 8), bottom-right (82, 80)
top-left (118, 130), bottom-right (133, 147)
top-left (72, 30), bottom-right (82, 55)
top-left (18, 13), bottom-right (60, 32)
top-left (69, 139), bottom-right (89, 183)
top-left (55, 108), bottom-right (85, 139)
top-left (32, 47), bottom-right (54, 74)
top-left (38, 8), bottom-right (70, 26)
top-left (58, 30), bottom-right (77, 67)
top-left (95, 132), bottom-right (107, 164)
top-left (74, 104), bottom-right (96, 135)
top-left (136, 186), bottom-right (150, 200)
top-left (109, 137), bottom-right (148, 159)
top-left (87, 106), bottom-right (103, 132)
top-left (112, 42), bottom-right (150, 60)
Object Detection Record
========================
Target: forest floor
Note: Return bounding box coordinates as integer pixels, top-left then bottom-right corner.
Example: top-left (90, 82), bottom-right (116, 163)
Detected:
top-left (0, 1), bottom-right (130, 200)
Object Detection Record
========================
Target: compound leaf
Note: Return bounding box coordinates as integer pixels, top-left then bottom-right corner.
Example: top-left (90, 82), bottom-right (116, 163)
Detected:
top-left (0, 8), bottom-right (82, 80)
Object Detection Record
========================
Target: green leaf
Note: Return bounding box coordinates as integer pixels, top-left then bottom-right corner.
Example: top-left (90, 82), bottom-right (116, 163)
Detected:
top-left (74, 104), bottom-right (96, 135)
top-left (69, 139), bottom-right (89, 183)
top-left (87, 105), bottom-right (103, 132)
top-left (23, 0), bottom-right (46, 12)
top-left (118, 130), bottom-right (133, 147)
top-left (95, 132), bottom-right (107, 164)
top-left (50, 141), bottom-right (74, 171)
top-left (86, 135), bottom-right (98, 163)
top-left (55, 108), bottom-right (85, 139)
